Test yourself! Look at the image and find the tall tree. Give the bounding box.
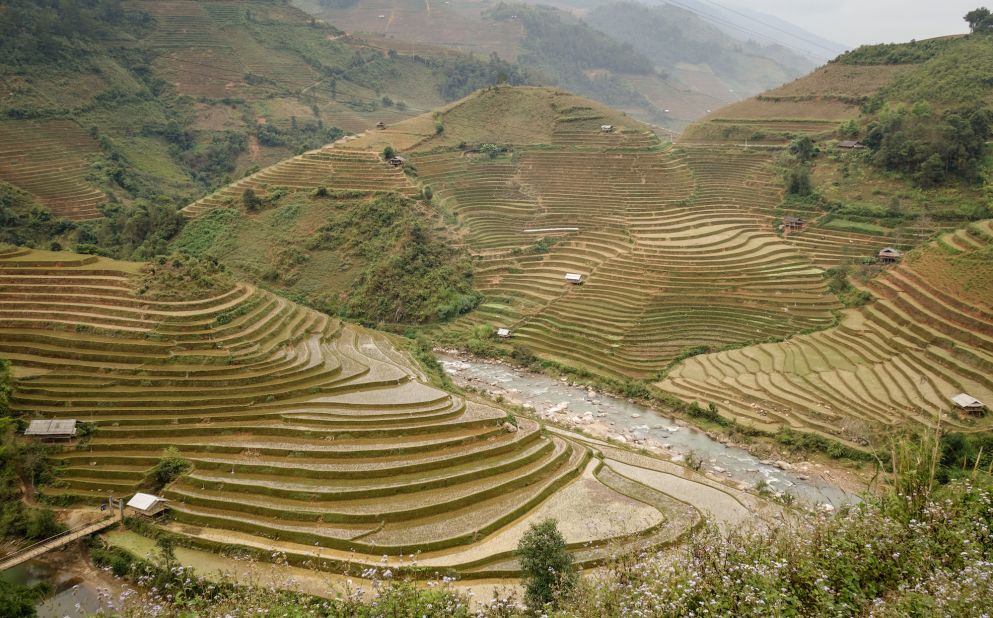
[965,7,993,32]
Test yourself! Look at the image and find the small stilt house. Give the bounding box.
[564,272,584,285]
[387,156,406,168]
[878,247,902,263]
[126,493,169,517]
[782,216,805,232]
[951,393,986,415]
[376,121,386,129]
[600,125,614,133]
[837,140,866,150]
[24,419,77,442]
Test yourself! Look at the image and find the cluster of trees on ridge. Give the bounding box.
[833,10,993,188]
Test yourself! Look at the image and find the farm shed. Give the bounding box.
[951,393,986,415]
[564,273,584,284]
[878,247,902,262]
[376,122,386,129]
[496,328,512,338]
[600,125,614,133]
[24,419,77,441]
[387,156,406,167]
[126,493,169,517]
[782,216,805,231]
[837,140,866,150]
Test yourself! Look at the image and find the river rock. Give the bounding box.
[774,460,793,471]
[613,435,627,443]
[503,422,518,433]
[631,413,641,419]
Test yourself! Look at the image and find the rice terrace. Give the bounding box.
[1,1,993,616]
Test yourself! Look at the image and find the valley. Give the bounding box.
[1,4,993,615]
[0,246,760,577]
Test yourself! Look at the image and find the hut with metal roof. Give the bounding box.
[126,493,169,517]
[951,393,986,415]
[24,419,77,441]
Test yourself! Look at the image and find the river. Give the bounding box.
[0,548,119,618]
[440,353,857,509]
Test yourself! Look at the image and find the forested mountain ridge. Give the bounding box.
[292,0,819,128]
[584,2,815,100]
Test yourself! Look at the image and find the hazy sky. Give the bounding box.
[727,0,979,47]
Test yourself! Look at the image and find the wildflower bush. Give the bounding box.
[560,481,992,617]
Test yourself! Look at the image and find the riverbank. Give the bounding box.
[439,351,865,508]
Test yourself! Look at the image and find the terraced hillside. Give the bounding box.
[0,120,107,220]
[0,246,717,574]
[0,0,526,221]
[661,221,993,444]
[678,63,910,145]
[181,87,847,378]
[343,89,838,378]
[181,137,417,218]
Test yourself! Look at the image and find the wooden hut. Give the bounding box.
[24,419,76,442]
[782,216,805,232]
[564,273,584,285]
[878,247,902,263]
[600,125,614,133]
[837,140,866,150]
[376,121,386,129]
[126,493,169,517]
[951,393,986,415]
[387,156,406,167]
[496,328,511,338]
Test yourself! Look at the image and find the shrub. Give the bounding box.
[242,188,262,212]
[382,145,396,160]
[517,518,577,611]
[147,447,190,490]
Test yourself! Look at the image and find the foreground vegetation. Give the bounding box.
[84,432,993,617]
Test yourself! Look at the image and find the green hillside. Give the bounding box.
[0,0,529,228]
[173,190,481,324]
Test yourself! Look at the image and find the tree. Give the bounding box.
[0,578,49,618]
[149,447,190,490]
[965,7,993,32]
[916,153,947,188]
[382,145,396,160]
[0,360,10,417]
[242,188,262,212]
[786,166,813,196]
[789,136,816,163]
[517,518,576,611]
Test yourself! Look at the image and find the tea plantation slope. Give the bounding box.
[0,248,699,573]
[661,220,993,445]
